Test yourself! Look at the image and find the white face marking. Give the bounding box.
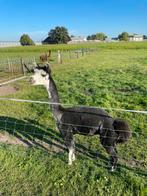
[32,69,49,88]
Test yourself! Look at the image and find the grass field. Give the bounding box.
[0,42,147,195]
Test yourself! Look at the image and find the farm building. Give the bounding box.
[0,41,42,47]
[68,36,87,44]
[129,34,143,41]
[0,41,21,48]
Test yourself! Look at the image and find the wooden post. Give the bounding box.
[76,51,79,58]
[57,50,62,64]
[7,58,11,72]
[20,58,25,75]
[11,61,14,76]
[82,49,84,56]
[69,50,72,59]
[33,56,36,64]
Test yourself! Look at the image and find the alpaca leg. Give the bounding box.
[59,127,76,165]
[105,146,118,171]
[63,131,75,165]
[68,140,75,165]
[71,141,76,162]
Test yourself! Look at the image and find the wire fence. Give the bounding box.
[0,52,146,171]
[0,98,146,171]
[0,48,97,84]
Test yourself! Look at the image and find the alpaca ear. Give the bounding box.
[36,64,40,68]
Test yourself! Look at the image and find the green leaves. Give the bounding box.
[43,26,71,44]
[20,34,35,46]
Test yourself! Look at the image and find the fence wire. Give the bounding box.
[0,99,146,171]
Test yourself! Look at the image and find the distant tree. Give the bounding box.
[91,34,97,40]
[143,35,147,39]
[43,26,71,44]
[96,33,107,41]
[118,32,129,41]
[20,34,35,46]
[87,35,91,40]
[87,33,107,41]
[87,34,96,40]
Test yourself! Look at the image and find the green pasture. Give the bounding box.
[0,42,147,195]
[0,41,147,60]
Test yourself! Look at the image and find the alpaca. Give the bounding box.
[31,63,131,171]
[40,50,51,63]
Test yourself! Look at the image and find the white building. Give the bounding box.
[0,41,21,48]
[129,34,143,41]
[68,36,87,44]
[0,41,42,48]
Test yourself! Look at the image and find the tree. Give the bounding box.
[91,34,97,40]
[87,35,91,40]
[118,32,129,41]
[96,33,107,41]
[143,35,147,39]
[20,34,35,46]
[87,33,107,41]
[43,26,71,44]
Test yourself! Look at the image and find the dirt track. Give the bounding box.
[0,86,17,96]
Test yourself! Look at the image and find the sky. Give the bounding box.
[0,0,147,41]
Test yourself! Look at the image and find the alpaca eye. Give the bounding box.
[41,72,47,77]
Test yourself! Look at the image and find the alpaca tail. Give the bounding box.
[113,119,131,143]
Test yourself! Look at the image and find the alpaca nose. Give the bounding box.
[30,77,35,84]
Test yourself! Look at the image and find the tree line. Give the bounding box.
[19,26,147,46]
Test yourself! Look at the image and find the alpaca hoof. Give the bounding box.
[68,162,72,166]
[110,166,116,172]
[72,155,76,162]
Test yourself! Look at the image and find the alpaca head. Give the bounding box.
[31,63,51,86]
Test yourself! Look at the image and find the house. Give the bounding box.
[68,36,87,44]
[129,34,143,41]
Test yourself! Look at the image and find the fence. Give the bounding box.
[0,48,146,172]
[0,95,146,171]
[0,57,35,84]
[0,48,97,84]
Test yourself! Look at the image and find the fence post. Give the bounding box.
[76,51,79,58]
[20,58,25,75]
[69,50,72,59]
[57,50,62,64]
[33,56,36,64]
[7,58,11,72]
[81,49,84,56]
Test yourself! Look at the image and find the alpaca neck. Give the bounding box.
[45,76,63,122]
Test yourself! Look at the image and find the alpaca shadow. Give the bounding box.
[0,116,108,164]
[0,116,66,152]
[0,116,146,177]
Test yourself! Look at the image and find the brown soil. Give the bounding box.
[0,86,17,96]
[0,132,65,152]
[0,132,28,147]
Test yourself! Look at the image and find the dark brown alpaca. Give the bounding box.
[31,63,131,172]
[40,50,51,62]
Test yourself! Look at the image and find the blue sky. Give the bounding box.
[0,0,146,41]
